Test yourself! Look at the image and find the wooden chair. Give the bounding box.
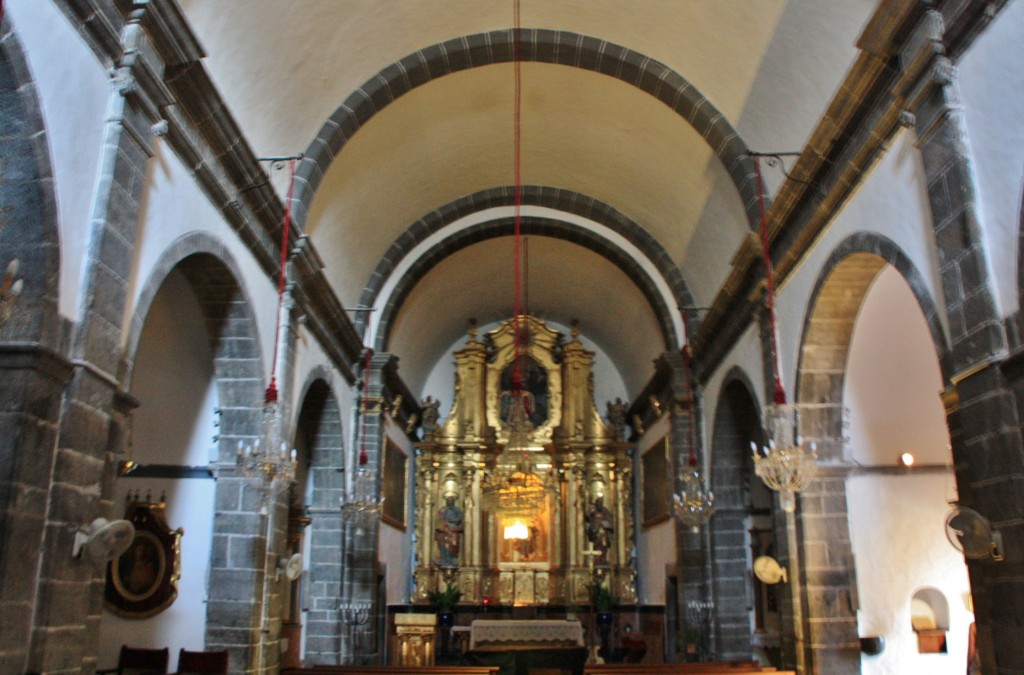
[97,646,169,675]
[172,648,229,674]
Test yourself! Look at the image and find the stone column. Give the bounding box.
[339,352,392,664]
[26,7,168,672]
[898,10,1023,672]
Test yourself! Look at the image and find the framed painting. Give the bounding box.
[382,437,407,529]
[105,499,183,618]
[642,435,671,527]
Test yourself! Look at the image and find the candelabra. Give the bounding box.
[685,599,715,662]
[340,601,372,664]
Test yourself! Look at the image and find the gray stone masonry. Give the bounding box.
[27,8,164,671]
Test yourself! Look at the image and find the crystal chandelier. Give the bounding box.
[748,153,817,512]
[236,380,297,484]
[236,159,298,488]
[341,348,383,533]
[673,346,714,532]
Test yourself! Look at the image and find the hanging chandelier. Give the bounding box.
[341,348,383,533]
[236,159,299,487]
[749,154,817,512]
[673,347,714,532]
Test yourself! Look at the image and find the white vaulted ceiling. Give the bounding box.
[177,0,877,398]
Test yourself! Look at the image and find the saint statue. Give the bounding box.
[421,396,441,437]
[586,496,614,565]
[435,495,464,567]
[606,398,628,440]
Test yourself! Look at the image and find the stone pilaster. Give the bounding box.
[27,5,168,671]
[339,352,392,664]
[899,9,1024,672]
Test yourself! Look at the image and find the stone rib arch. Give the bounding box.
[796,232,951,462]
[0,18,61,346]
[371,215,677,354]
[356,186,695,346]
[292,30,760,233]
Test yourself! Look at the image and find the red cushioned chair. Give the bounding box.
[97,645,169,675]
[173,648,229,674]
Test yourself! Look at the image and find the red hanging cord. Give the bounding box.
[511,0,524,392]
[358,346,373,466]
[682,327,699,468]
[266,159,297,403]
[753,157,787,405]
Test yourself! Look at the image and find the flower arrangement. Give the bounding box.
[427,583,462,612]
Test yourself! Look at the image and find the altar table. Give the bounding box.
[469,619,585,651]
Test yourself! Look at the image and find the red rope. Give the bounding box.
[266,160,297,403]
[511,0,523,390]
[358,347,373,466]
[754,157,787,405]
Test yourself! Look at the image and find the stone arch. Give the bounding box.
[358,186,695,347]
[796,232,950,461]
[292,30,760,234]
[0,18,66,670]
[709,369,771,663]
[293,371,346,665]
[0,18,60,346]
[123,236,268,666]
[373,216,678,353]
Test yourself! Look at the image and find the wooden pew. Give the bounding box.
[583,663,789,675]
[282,667,501,675]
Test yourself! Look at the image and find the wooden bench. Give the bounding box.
[282,667,501,675]
[584,663,788,675]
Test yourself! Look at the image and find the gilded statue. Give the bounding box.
[586,496,614,565]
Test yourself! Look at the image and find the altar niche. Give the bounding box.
[413,317,636,609]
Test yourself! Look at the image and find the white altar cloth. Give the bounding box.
[469,619,584,651]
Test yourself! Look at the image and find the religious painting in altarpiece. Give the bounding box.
[413,316,636,608]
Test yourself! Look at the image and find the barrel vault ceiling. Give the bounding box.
[177,0,877,398]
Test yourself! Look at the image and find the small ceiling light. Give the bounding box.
[900,452,915,467]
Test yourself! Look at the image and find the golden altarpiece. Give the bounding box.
[413,316,636,608]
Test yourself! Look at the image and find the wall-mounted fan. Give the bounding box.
[72,518,135,563]
[277,552,304,581]
[753,555,788,584]
[945,506,1003,562]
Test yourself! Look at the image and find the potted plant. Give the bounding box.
[590,582,617,628]
[427,583,462,628]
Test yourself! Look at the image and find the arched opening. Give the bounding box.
[710,375,778,666]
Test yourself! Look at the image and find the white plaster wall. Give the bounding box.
[957,0,1024,318]
[98,270,218,672]
[844,254,966,674]
[845,267,950,466]
[634,414,675,606]
[848,474,971,675]
[128,135,279,378]
[6,0,108,318]
[380,416,414,605]
[775,128,944,401]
